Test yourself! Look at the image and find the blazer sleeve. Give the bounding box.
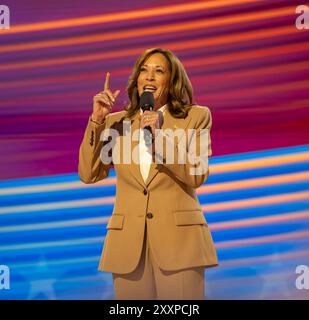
[153,107,212,189]
[78,115,112,184]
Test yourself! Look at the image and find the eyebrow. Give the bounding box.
[141,64,165,69]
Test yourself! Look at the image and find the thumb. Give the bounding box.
[113,90,120,99]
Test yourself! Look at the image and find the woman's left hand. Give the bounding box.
[140,110,160,139]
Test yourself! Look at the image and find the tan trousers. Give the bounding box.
[112,223,205,300]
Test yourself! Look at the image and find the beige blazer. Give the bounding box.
[78,105,218,274]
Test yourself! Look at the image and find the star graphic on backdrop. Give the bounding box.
[24,254,58,300]
[258,251,293,299]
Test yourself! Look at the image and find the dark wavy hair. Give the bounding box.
[125,48,194,119]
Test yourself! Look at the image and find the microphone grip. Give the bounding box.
[145,125,152,133]
[142,105,153,144]
[144,126,152,145]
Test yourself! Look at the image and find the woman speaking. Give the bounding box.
[78,48,218,300]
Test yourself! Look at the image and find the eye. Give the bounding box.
[140,67,147,72]
[156,69,164,73]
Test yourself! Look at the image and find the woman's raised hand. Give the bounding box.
[92,72,120,123]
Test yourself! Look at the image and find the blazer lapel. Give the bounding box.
[126,107,193,188]
[145,107,193,186]
[125,112,148,189]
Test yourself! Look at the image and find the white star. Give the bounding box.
[26,254,57,300]
[258,251,293,299]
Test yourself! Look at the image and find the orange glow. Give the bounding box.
[0,26,299,71]
[0,7,294,53]
[198,171,309,194]
[202,191,309,212]
[210,152,309,174]
[210,210,309,231]
[7,0,261,34]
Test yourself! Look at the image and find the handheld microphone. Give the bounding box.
[140,91,154,112]
[140,91,155,144]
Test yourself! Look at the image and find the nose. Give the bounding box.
[146,70,155,81]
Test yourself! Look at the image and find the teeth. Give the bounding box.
[144,86,156,91]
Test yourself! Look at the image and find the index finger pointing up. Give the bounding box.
[104,72,110,91]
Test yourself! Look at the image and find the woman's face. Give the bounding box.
[137,53,171,109]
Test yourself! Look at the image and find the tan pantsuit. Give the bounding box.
[113,223,205,300]
[78,105,218,300]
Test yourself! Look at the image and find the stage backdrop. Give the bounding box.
[0,0,308,299]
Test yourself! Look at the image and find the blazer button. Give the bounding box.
[143,189,148,195]
[146,212,153,219]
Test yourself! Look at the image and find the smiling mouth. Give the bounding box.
[143,85,157,92]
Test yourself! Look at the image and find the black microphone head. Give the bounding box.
[140,91,154,111]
